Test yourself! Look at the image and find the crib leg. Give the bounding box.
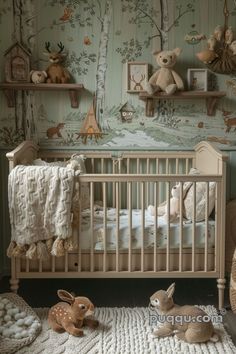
[217,278,226,310]
[10,278,19,293]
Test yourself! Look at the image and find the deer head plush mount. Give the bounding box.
[44,42,71,83]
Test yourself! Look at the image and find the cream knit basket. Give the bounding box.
[230,248,236,313]
[0,293,41,354]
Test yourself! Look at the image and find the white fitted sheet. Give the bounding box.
[79,208,215,251]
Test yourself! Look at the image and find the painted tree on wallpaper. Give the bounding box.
[117,0,194,62]
[49,0,112,129]
[11,0,38,142]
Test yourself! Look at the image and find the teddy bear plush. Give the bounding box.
[30,70,47,84]
[147,48,184,95]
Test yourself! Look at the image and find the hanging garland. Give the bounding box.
[196,0,236,74]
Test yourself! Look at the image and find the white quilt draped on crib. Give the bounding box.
[7,164,79,260]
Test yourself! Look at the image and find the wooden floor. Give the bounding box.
[0,277,236,344]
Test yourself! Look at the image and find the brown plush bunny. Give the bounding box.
[150,283,219,343]
[48,290,99,336]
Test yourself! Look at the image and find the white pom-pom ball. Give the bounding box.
[16,319,24,326]
[2,299,9,305]
[21,330,29,338]
[0,303,4,310]
[5,321,13,327]
[14,332,23,339]
[4,315,11,322]
[2,328,13,337]
[5,303,13,310]
[24,317,34,326]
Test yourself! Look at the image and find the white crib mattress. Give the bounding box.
[79,208,215,251]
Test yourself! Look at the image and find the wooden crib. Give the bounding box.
[6,140,228,309]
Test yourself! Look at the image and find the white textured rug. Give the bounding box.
[17,306,236,354]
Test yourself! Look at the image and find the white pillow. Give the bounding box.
[183,168,216,222]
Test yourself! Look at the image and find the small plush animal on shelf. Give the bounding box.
[30,70,47,84]
[147,48,184,95]
[48,290,99,336]
[150,283,219,343]
[44,41,71,83]
[148,183,180,222]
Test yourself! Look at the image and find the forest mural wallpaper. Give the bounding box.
[1,0,236,149]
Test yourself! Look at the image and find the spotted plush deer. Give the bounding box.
[44,42,71,83]
[130,74,145,91]
[48,290,99,336]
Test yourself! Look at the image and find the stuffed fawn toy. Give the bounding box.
[150,283,219,343]
[48,290,99,336]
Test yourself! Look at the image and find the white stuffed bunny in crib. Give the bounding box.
[148,183,180,222]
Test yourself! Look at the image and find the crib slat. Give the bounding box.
[112,159,116,208]
[166,158,169,174]
[137,159,140,208]
[116,182,120,272]
[64,252,68,272]
[51,256,55,272]
[154,182,158,272]
[186,158,189,174]
[205,182,209,272]
[215,182,219,272]
[103,182,107,272]
[26,258,29,273]
[192,182,196,272]
[90,182,94,272]
[179,182,183,272]
[38,259,42,273]
[176,158,179,174]
[141,181,145,272]
[77,185,82,273]
[166,182,170,272]
[101,158,104,173]
[128,182,132,272]
[146,159,150,207]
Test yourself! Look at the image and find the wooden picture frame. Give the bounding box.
[187,68,208,91]
[126,62,148,93]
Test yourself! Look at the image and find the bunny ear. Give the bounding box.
[152,49,161,56]
[57,289,75,304]
[173,48,182,57]
[166,283,175,298]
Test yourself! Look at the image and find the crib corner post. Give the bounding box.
[217,278,226,310]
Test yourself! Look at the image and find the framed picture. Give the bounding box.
[126,62,148,93]
[187,68,208,91]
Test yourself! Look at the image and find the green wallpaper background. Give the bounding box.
[1,0,236,149]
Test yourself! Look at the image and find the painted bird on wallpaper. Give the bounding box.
[84,36,91,45]
[60,6,73,22]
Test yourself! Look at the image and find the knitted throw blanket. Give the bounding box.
[7,165,79,260]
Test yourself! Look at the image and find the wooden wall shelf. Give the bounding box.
[0,83,84,108]
[139,91,226,117]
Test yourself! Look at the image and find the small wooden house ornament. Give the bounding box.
[76,104,103,144]
[4,42,31,83]
[119,102,135,122]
